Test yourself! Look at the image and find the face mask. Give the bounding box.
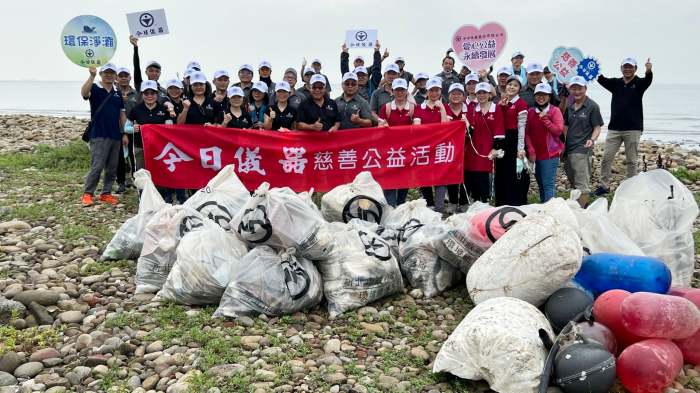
[443,69,453,75]
[418,88,427,94]
[516,157,524,174]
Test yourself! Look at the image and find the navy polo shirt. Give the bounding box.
[84,82,124,140]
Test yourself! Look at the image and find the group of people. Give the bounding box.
[80,36,653,212]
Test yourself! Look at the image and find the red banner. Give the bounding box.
[141,123,465,192]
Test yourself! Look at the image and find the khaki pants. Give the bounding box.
[134,147,146,173]
[564,153,592,195]
[599,130,642,189]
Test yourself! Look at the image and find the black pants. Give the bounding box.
[494,129,530,207]
[463,170,490,203]
[420,187,434,206]
[447,184,468,206]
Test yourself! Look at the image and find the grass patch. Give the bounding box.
[0,141,139,248]
[105,313,145,329]
[0,312,63,355]
[80,259,133,276]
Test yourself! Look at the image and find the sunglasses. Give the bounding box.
[239,71,253,75]
[311,85,325,90]
[142,90,158,96]
[343,82,358,87]
[259,67,271,72]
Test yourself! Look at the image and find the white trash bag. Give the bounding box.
[101,169,167,260]
[321,171,390,224]
[608,169,699,286]
[319,219,403,316]
[230,183,335,260]
[467,213,582,306]
[214,246,324,318]
[298,188,323,219]
[433,297,555,393]
[134,205,205,294]
[399,221,463,298]
[184,164,251,231]
[567,194,645,256]
[155,218,248,305]
[433,198,577,274]
[381,199,440,254]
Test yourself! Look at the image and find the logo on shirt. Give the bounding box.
[285,113,293,118]
[205,104,213,110]
[242,118,248,124]
[156,111,165,116]
[487,114,494,121]
[326,105,333,110]
[579,112,587,118]
[352,105,358,110]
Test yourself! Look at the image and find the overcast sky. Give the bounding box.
[1,0,695,84]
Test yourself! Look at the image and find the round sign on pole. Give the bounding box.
[60,15,117,68]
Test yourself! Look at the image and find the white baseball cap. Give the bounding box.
[303,67,316,75]
[187,61,201,70]
[227,87,245,98]
[275,81,291,92]
[464,73,480,83]
[448,83,465,93]
[259,61,272,69]
[239,64,254,72]
[214,70,230,79]
[569,76,587,87]
[116,67,131,75]
[527,62,544,73]
[311,58,322,65]
[354,66,368,75]
[146,60,161,69]
[310,74,326,86]
[385,63,400,73]
[475,82,491,93]
[141,80,158,92]
[184,68,195,78]
[392,78,408,90]
[190,71,207,84]
[166,78,184,89]
[252,81,268,92]
[621,57,637,66]
[511,51,524,59]
[506,75,523,85]
[535,83,553,95]
[426,77,442,90]
[353,55,365,63]
[414,72,429,81]
[497,66,512,76]
[342,72,358,82]
[395,56,405,63]
[100,63,117,72]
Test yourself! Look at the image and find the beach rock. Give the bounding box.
[0,299,26,325]
[28,348,61,362]
[0,221,31,231]
[58,311,84,324]
[27,302,54,326]
[0,372,17,387]
[13,362,43,378]
[0,352,21,374]
[13,290,60,306]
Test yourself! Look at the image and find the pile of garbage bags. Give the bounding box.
[105,167,699,393]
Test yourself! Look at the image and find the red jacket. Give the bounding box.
[525,105,564,161]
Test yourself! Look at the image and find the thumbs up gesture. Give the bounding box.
[223,112,232,125]
[313,118,323,131]
[350,110,361,124]
[645,58,652,72]
[133,121,140,133]
[214,90,225,103]
[269,110,276,120]
[246,104,253,114]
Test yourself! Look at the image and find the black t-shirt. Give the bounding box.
[182,96,217,125]
[264,104,297,130]
[207,92,229,119]
[127,102,171,148]
[217,107,253,129]
[296,96,339,131]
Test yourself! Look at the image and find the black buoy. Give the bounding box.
[554,334,616,393]
[545,288,594,332]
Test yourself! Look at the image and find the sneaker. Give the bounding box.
[81,193,94,206]
[115,183,126,194]
[445,204,458,215]
[125,178,134,189]
[98,194,119,204]
[458,204,469,213]
[592,186,610,197]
